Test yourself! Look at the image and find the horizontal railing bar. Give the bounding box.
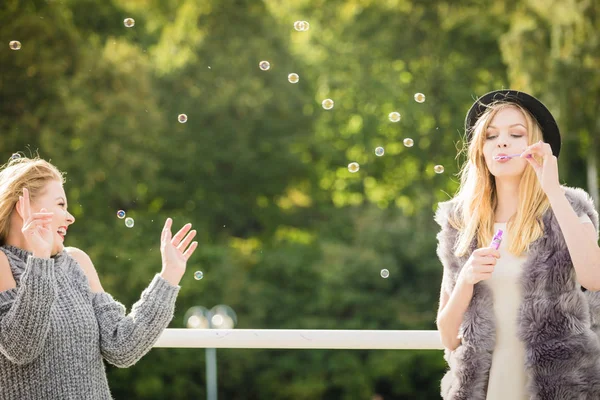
[153,329,444,350]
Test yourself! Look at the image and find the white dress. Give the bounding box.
[484,215,593,400]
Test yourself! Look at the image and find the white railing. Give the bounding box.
[154,329,443,350]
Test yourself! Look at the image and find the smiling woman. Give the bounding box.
[0,155,198,400]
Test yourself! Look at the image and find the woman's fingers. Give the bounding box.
[177,230,197,252]
[161,218,173,244]
[171,223,192,246]
[183,241,198,260]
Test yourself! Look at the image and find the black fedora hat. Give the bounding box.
[465,89,561,157]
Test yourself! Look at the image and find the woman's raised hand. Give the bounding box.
[19,188,55,259]
[458,247,501,286]
[159,218,198,286]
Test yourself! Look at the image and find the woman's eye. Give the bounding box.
[486,135,497,140]
[511,134,524,138]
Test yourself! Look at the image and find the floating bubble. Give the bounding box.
[293,21,310,31]
[375,147,385,157]
[117,210,126,219]
[125,217,135,228]
[124,18,135,28]
[403,138,414,147]
[434,165,445,174]
[380,269,390,278]
[178,114,188,123]
[194,271,204,280]
[414,93,426,103]
[322,98,334,110]
[288,73,299,84]
[348,162,360,173]
[9,41,21,50]
[388,112,401,122]
[259,61,270,71]
[10,153,21,160]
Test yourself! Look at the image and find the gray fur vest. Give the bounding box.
[435,186,600,399]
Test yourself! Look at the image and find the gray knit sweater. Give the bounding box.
[0,245,181,399]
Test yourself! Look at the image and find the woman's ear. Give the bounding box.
[14,196,24,220]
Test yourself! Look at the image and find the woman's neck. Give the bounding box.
[494,177,521,222]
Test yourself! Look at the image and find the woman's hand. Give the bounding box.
[458,247,500,286]
[520,140,561,196]
[19,188,55,259]
[160,218,198,286]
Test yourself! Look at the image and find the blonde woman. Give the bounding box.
[0,156,198,399]
[435,90,600,399]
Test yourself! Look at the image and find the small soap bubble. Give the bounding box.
[194,271,204,280]
[388,112,401,122]
[375,147,385,157]
[380,269,390,278]
[288,73,299,84]
[293,21,310,31]
[259,61,270,71]
[178,114,188,123]
[434,165,445,174]
[9,41,21,50]
[124,18,135,28]
[414,93,426,103]
[117,210,126,219]
[348,162,360,173]
[10,153,21,161]
[125,217,135,228]
[322,99,334,110]
[403,138,414,147]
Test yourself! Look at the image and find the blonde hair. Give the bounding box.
[450,102,550,257]
[0,154,65,245]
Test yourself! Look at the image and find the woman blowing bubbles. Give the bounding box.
[0,156,198,399]
[435,90,600,399]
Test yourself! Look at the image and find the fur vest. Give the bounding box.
[435,186,600,399]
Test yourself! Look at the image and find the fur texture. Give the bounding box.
[436,186,600,399]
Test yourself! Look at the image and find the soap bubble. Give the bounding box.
[259,61,270,71]
[380,269,390,278]
[294,21,310,31]
[178,114,188,123]
[414,93,426,103]
[375,147,385,157]
[9,41,21,50]
[288,73,299,84]
[117,210,126,219]
[322,99,334,110]
[124,18,135,28]
[348,162,360,173]
[10,153,21,160]
[403,138,414,147]
[125,217,135,228]
[194,271,204,280]
[434,165,445,174]
[388,112,401,122]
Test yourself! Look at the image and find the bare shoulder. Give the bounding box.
[64,247,104,293]
[0,250,17,292]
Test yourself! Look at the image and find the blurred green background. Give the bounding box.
[1,0,599,398]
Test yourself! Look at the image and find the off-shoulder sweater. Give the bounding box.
[0,245,180,399]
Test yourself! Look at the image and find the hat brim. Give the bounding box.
[465,90,561,157]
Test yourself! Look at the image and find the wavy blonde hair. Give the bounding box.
[0,155,65,245]
[450,102,550,257]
